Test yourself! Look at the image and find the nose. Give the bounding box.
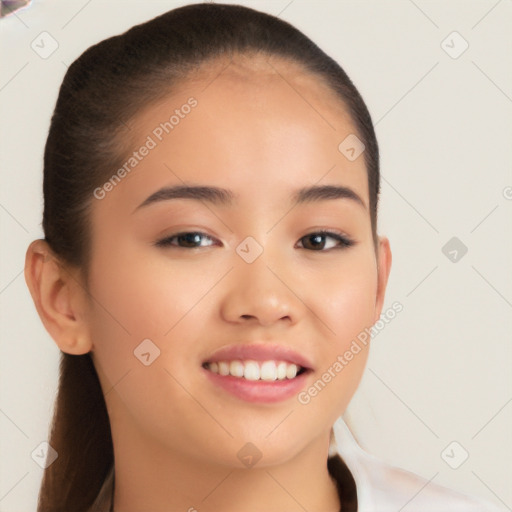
[219,245,303,327]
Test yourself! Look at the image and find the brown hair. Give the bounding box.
[38,3,379,510]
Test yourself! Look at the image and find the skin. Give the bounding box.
[25,54,391,512]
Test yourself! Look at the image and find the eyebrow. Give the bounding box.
[133,183,366,212]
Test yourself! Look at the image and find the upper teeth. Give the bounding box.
[206,360,301,381]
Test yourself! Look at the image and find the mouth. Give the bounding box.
[202,360,309,381]
[201,344,313,403]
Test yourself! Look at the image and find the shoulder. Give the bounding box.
[331,418,504,512]
[358,455,502,511]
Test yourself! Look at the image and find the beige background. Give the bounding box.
[1,0,511,510]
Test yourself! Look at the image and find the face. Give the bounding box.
[84,55,390,468]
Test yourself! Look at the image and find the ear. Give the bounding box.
[24,239,92,355]
[373,235,392,323]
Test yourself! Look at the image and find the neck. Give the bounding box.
[110,419,341,512]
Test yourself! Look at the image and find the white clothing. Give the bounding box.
[332,416,504,511]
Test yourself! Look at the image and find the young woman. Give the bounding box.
[24,3,502,511]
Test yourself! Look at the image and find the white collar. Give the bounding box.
[332,416,503,511]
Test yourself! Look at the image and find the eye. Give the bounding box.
[297,230,355,251]
[154,229,355,251]
[155,231,217,249]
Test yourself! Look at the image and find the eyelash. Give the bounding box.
[154,230,355,252]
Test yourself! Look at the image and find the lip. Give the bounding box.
[203,343,314,370]
[203,368,310,403]
[201,343,314,404]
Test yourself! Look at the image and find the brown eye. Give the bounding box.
[154,230,354,252]
[298,231,354,251]
[155,232,216,249]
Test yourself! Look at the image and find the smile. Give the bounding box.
[203,359,307,381]
[201,343,313,403]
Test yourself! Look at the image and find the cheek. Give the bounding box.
[300,250,377,415]
[323,273,377,350]
[312,246,378,345]
[84,236,225,398]
[85,250,217,452]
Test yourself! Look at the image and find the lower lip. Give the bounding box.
[203,368,310,403]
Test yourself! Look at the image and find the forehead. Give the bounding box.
[173,52,356,134]
[106,53,368,213]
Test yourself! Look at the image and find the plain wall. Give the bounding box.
[1,0,511,510]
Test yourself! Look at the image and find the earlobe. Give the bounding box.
[374,236,392,323]
[24,239,92,355]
